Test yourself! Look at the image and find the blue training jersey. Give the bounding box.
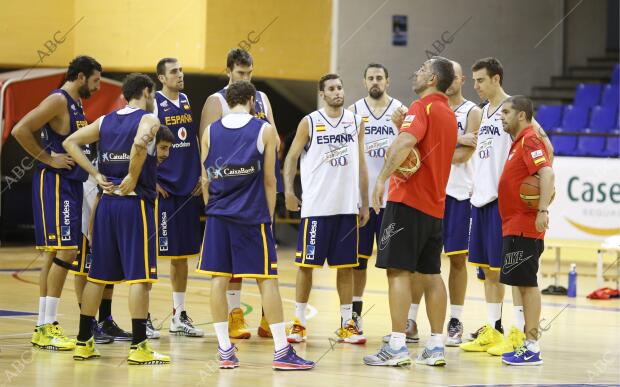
[39,89,89,181]
[98,107,157,202]
[204,114,270,224]
[154,91,201,196]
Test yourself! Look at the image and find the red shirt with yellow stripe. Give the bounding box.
[498,125,552,239]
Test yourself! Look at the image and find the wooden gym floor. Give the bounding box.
[0,233,619,387]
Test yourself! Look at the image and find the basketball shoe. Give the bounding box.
[258,315,273,338]
[416,346,447,366]
[31,326,44,348]
[287,318,307,343]
[100,316,131,341]
[459,324,503,352]
[382,319,419,344]
[228,308,251,339]
[487,326,525,356]
[273,344,315,370]
[93,318,114,344]
[446,318,464,346]
[169,311,204,337]
[502,345,543,366]
[39,322,76,351]
[127,340,170,365]
[364,344,411,366]
[73,337,100,360]
[218,345,239,369]
[337,319,366,344]
[146,313,160,339]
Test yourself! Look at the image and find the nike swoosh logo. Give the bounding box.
[523,355,535,360]
[502,255,534,274]
[378,225,404,251]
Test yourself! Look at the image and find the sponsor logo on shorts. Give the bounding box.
[61,200,71,241]
[502,250,533,274]
[305,220,318,260]
[379,222,404,250]
[159,237,169,252]
[159,211,168,252]
[85,254,92,270]
[305,245,315,260]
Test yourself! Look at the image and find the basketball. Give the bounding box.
[392,147,421,181]
[520,174,555,209]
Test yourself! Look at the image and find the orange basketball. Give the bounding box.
[392,147,421,181]
[520,174,555,209]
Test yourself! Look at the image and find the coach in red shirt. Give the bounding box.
[497,95,554,366]
[363,56,457,367]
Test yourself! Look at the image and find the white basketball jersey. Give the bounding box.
[446,100,477,201]
[470,101,512,208]
[300,108,361,218]
[353,97,403,207]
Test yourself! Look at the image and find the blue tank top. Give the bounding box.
[217,87,283,193]
[98,107,157,202]
[204,115,270,224]
[154,92,201,196]
[39,89,89,181]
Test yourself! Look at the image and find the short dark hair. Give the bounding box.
[364,63,388,79]
[226,80,256,108]
[156,57,178,76]
[430,56,455,93]
[156,125,175,144]
[505,95,534,121]
[66,55,102,81]
[226,48,253,70]
[121,73,155,102]
[319,73,342,91]
[472,57,504,85]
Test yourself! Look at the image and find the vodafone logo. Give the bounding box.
[178,127,187,141]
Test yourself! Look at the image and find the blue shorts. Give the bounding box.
[196,217,277,278]
[88,195,158,284]
[443,196,472,256]
[295,214,359,269]
[32,167,83,251]
[157,194,202,259]
[69,234,91,276]
[468,200,503,270]
[358,209,384,259]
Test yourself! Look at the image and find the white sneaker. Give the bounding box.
[169,311,204,337]
[146,313,160,339]
[416,346,446,366]
[382,319,419,344]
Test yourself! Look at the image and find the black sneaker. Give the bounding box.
[93,318,114,344]
[100,316,132,341]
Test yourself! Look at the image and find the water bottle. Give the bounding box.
[567,263,577,298]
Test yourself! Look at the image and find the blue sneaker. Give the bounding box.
[92,318,114,344]
[218,345,239,369]
[272,344,315,370]
[502,346,543,366]
[416,346,446,366]
[364,344,412,366]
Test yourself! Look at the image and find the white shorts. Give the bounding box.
[81,176,98,238]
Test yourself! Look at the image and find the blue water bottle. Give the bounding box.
[567,263,577,298]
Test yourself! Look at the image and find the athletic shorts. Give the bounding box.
[88,195,158,284]
[157,194,202,259]
[32,167,83,251]
[358,208,384,260]
[81,176,99,237]
[295,214,359,269]
[196,216,277,278]
[500,236,544,287]
[69,234,91,276]
[443,195,471,256]
[468,200,503,270]
[375,201,443,274]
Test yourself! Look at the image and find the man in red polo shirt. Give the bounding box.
[363,56,457,367]
[498,95,554,366]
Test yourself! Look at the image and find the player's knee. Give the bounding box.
[55,249,77,262]
[449,255,467,270]
[170,258,188,267]
[483,268,500,281]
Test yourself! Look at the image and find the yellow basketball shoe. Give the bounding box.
[337,319,367,344]
[459,324,503,352]
[487,326,526,356]
[39,322,76,351]
[31,326,44,348]
[228,308,251,339]
[286,319,307,343]
[73,337,100,361]
[127,340,171,365]
[258,315,273,338]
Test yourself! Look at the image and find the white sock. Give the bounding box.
[270,322,288,352]
[450,304,464,321]
[525,339,540,353]
[226,291,241,313]
[44,296,59,325]
[408,304,419,322]
[487,303,502,329]
[295,302,307,326]
[213,321,232,350]
[340,304,353,326]
[352,296,363,302]
[513,305,525,332]
[37,297,46,326]
[389,331,406,351]
[427,333,445,349]
[172,292,185,316]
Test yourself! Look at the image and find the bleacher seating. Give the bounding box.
[573,83,603,108]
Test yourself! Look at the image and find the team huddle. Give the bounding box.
[12,49,555,370]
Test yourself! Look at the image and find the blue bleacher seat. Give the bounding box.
[589,105,617,133]
[601,84,619,110]
[573,83,602,108]
[550,134,578,156]
[574,134,606,156]
[602,135,619,157]
[611,64,620,85]
[562,105,590,131]
[535,104,563,130]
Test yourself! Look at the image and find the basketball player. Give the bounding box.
[63,73,169,364]
[364,56,456,367]
[197,80,314,370]
[460,57,553,356]
[498,96,554,366]
[348,63,403,333]
[152,57,203,337]
[12,56,101,351]
[199,48,281,339]
[284,74,369,345]
[398,60,482,347]
[156,125,175,165]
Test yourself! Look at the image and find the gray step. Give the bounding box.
[586,57,619,68]
[530,96,572,109]
[551,76,608,88]
[570,66,615,78]
[531,86,575,99]
[604,50,620,60]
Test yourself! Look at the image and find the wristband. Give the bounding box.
[538,210,549,214]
